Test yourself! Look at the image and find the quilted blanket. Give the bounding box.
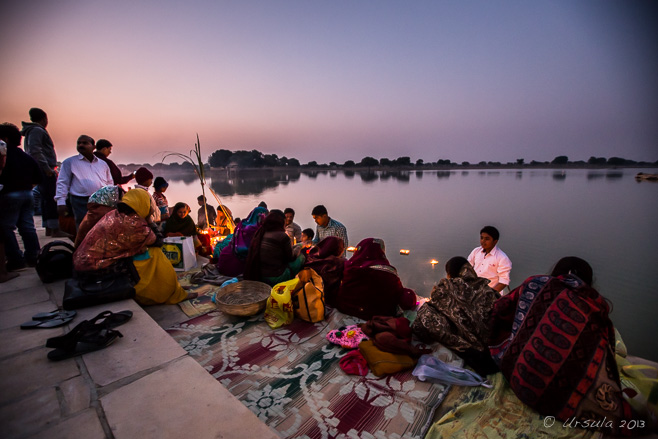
[166,307,460,439]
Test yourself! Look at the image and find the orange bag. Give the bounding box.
[292,268,325,323]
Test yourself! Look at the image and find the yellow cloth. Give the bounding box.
[122,188,151,218]
[133,247,188,305]
[427,373,601,439]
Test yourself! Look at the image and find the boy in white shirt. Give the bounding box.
[467,225,512,294]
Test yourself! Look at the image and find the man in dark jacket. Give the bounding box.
[21,108,63,236]
[0,123,42,270]
[94,139,135,185]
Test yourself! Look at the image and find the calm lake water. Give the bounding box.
[159,167,658,361]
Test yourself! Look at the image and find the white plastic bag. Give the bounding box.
[162,236,197,271]
[412,354,492,387]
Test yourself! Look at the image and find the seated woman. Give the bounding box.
[74,185,123,248]
[73,188,195,305]
[215,206,267,276]
[244,210,305,286]
[335,238,416,320]
[488,256,651,436]
[163,202,197,237]
[303,236,345,306]
[411,256,500,375]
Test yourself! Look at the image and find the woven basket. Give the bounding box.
[214,280,272,316]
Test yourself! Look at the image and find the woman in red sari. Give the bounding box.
[336,238,416,320]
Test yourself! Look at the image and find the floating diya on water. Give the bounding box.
[399,249,410,255]
[430,259,439,265]
[347,246,357,252]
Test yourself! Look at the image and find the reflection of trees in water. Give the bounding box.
[437,171,451,179]
[344,170,355,179]
[605,172,623,179]
[416,171,423,179]
[587,172,605,180]
[359,171,378,183]
[552,171,566,181]
[206,169,302,196]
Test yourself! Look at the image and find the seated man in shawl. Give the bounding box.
[335,238,416,320]
[73,188,196,305]
[466,225,512,293]
[411,256,500,375]
[311,205,348,254]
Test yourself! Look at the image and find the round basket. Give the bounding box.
[214,280,272,317]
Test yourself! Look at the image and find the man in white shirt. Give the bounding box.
[55,135,113,227]
[467,225,512,294]
[284,207,302,245]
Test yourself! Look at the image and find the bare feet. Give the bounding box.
[0,272,19,283]
[185,292,198,300]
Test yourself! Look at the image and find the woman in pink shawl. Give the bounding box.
[335,238,416,320]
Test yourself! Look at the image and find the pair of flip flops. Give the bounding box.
[45,310,133,361]
[20,310,77,329]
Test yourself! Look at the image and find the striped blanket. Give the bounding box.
[166,307,459,438]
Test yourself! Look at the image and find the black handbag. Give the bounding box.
[63,258,140,310]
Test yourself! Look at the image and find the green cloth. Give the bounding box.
[427,373,602,439]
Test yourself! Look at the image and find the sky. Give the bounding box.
[2,0,657,165]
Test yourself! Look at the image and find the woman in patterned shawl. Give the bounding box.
[488,257,651,436]
[163,202,197,237]
[335,238,416,320]
[411,256,500,375]
[74,185,123,248]
[74,188,193,305]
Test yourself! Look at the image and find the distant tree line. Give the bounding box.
[120,150,657,169]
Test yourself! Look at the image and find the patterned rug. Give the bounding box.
[166,308,461,439]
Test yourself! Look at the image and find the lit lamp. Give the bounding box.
[399,249,410,255]
[430,259,439,266]
[347,246,357,252]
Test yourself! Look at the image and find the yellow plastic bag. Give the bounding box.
[264,279,297,329]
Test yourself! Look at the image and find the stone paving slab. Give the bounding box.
[0,283,50,311]
[101,356,279,439]
[0,323,68,358]
[0,386,61,439]
[76,300,188,387]
[0,347,80,404]
[26,409,107,439]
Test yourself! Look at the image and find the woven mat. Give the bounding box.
[177,284,221,317]
[167,308,460,439]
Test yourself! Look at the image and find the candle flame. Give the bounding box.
[347,246,357,252]
[430,259,439,265]
[399,249,410,255]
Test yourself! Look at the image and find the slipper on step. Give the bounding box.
[32,310,77,321]
[45,311,132,350]
[47,327,123,361]
[21,316,75,329]
[87,310,133,329]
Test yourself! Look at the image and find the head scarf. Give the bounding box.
[88,185,121,207]
[345,238,390,271]
[163,202,196,236]
[121,188,151,219]
[215,205,268,276]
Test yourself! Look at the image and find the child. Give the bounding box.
[152,177,170,221]
[294,228,315,257]
[133,167,160,223]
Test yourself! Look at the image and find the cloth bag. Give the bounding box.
[358,340,417,377]
[162,236,197,271]
[63,258,139,310]
[292,268,325,323]
[412,354,492,387]
[264,278,296,329]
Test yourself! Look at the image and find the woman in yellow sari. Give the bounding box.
[74,188,194,305]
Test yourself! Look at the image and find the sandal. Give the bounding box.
[47,327,123,361]
[21,316,75,329]
[31,310,77,321]
[45,310,132,350]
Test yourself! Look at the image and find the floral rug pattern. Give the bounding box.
[167,308,460,439]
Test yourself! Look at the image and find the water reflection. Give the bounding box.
[552,171,566,180]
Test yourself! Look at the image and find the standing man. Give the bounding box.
[311,205,348,250]
[94,139,135,186]
[467,225,512,294]
[0,123,42,270]
[55,135,113,227]
[284,207,302,244]
[21,108,62,236]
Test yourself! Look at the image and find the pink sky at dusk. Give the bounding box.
[1,0,656,165]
